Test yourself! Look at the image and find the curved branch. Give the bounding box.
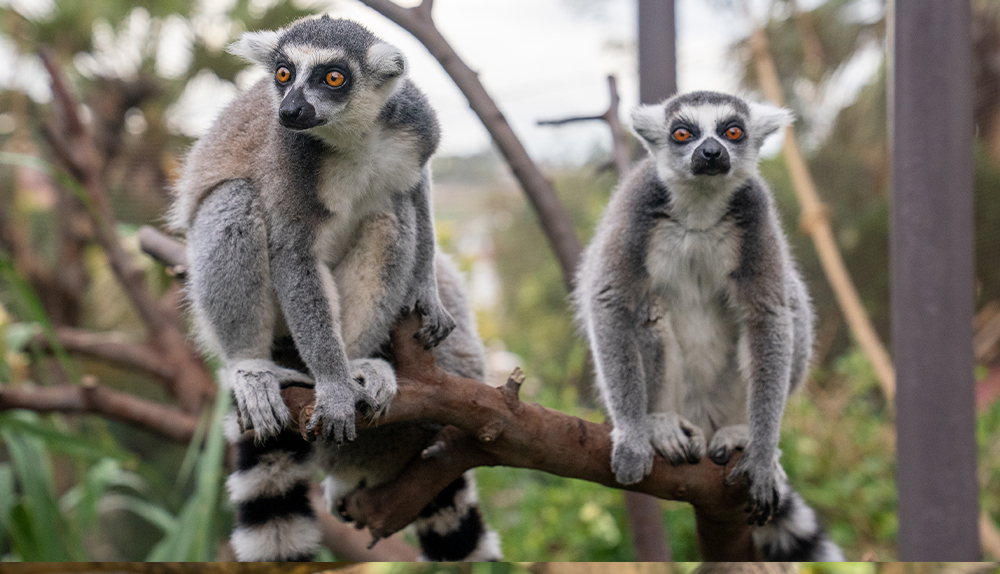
[281,314,757,561]
[0,379,199,443]
[357,0,583,287]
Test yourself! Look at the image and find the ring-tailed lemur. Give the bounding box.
[574,91,843,561]
[169,16,500,562]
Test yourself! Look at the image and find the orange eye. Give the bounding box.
[672,128,693,142]
[725,126,743,140]
[276,66,291,83]
[325,70,346,88]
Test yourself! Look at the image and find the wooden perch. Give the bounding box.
[277,312,758,560]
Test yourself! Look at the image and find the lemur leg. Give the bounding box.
[643,307,705,465]
[188,179,296,439]
[408,172,456,348]
[585,288,655,485]
[225,416,321,562]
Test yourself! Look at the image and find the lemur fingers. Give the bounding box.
[708,423,750,465]
[726,450,787,526]
[610,430,655,485]
[227,360,295,441]
[647,411,706,465]
[413,299,457,349]
[350,358,397,419]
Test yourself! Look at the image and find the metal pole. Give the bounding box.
[638,0,676,103]
[890,0,980,560]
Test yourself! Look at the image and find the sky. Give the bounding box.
[0,0,882,163]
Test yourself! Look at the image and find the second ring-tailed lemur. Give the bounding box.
[169,16,500,561]
[575,91,843,560]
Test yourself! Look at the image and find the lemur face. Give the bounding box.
[230,16,406,134]
[631,91,792,188]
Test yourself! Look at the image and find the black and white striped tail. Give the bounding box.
[754,485,844,561]
[226,416,320,562]
[413,472,502,561]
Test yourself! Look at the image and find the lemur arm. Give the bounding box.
[408,170,455,348]
[268,228,368,443]
[728,182,794,524]
[583,232,656,485]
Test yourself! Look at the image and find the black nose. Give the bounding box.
[691,137,731,176]
[701,144,723,159]
[279,106,302,121]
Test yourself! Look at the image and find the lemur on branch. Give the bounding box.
[575,91,844,561]
[170,16,500,562]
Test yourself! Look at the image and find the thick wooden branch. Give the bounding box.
[280,314,756,561]
[38,50,214,413]
[357,0,583,288]
[0,378,199,442]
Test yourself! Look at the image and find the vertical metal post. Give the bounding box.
[638,0,676,104]
[890,0,980,560]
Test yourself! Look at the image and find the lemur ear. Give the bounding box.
[631,104,667,147]
[228,29,282,66]
[748,102,794,140]
[368,42,406,83]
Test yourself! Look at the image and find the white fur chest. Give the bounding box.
[313,128,423,266]
[646,215,743,417]
[646,217,740,304]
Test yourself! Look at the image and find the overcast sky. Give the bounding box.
[1,0,881,163]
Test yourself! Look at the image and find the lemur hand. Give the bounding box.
[727,448,786,526]
[308,376,375,444]
[228,360,310,441]
[610,428,655,485]
[413,297,456,349]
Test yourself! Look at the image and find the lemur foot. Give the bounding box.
[413,298,456,349]
[610,427,655,485]
[708,424,749,465]
[726,448,787,526]
[647,412,706,465]
[351,358,397,419]
[228,359,310,441]
[308,376,373,444]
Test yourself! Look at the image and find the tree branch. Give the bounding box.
[31,327,175,381]
[358,0,584,288]
[282,314,757,561]
[0,378,199,443]
[38,49,214,413]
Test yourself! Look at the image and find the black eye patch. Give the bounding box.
[717,117,746,142]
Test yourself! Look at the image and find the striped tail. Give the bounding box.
[226,415,321,562]
[413,472,502,561]
[753,485,844,561]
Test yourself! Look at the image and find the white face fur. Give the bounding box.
[229,23,406,145]
[631,94,793,194]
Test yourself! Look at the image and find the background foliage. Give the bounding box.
[1,0,999,563]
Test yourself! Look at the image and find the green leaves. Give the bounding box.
[146,387,230,561]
